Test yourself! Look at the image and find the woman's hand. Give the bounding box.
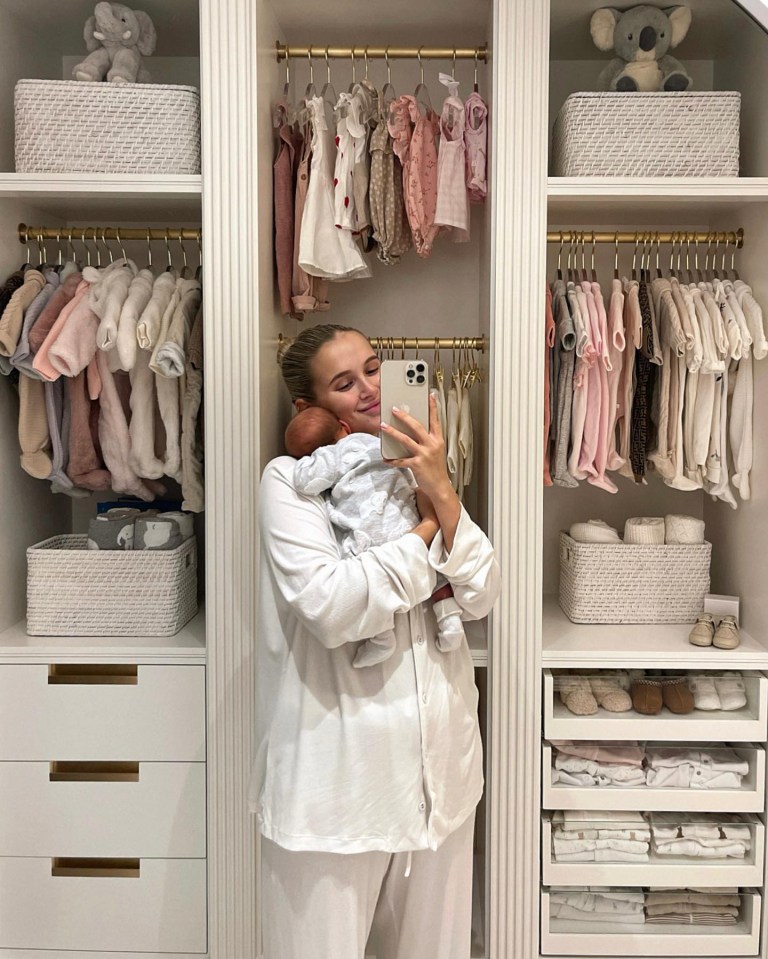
[382,394,462,551]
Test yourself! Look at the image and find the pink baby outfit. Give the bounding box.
[273,103,303,316]
[292,117,330,316]
[604,278,626,472]
[583,279,618,493]
[434,74,469,242]
[388,95,440,258]
[464,92,487,203]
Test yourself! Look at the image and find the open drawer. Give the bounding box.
[543,741,766,812]
[541,812,765,887]
[541,886,761,956]
[543,670,768,742]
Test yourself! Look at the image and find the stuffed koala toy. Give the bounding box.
[591,5,693,92]
[73,2,157,84]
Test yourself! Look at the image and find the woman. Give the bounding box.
[248,324,500,959]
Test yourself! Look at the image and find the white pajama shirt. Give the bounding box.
[248,456,500,854]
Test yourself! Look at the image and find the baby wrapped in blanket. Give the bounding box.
[287,407,466,668]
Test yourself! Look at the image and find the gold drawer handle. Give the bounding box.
[48,664,138,685]
[49,761,140,782]
[52,857,140,878]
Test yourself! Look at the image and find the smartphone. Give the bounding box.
[380,359,430,460]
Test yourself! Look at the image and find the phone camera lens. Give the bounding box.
[416,375,425,383]
[406,369,414,378]
[416,363,425,373]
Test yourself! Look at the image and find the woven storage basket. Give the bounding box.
[552,91,740,177]
[26,534,197,637]
[559,532,711,624]
[15,79,200,174]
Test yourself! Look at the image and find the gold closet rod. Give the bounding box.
[548,229,744,247]
[371,336,486,352]
[276,42,488,62]
[18,223,202,243]
[278,333,486,354]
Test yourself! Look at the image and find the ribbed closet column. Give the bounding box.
[200,0,260,956]
[488,1,549,958]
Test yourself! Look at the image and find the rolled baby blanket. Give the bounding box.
[134,512,193,550]
[624,517,665,545]
[159,510,195,541]
[665,514,706,545]
[568,520,621,543]
[87,515,135,550]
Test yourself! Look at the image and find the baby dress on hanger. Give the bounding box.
[464,91,487,202]
[299,96,371,282]
[369,100,412,265]
[434,74,469,242]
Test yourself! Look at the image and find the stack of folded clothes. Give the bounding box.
[649,813,752,859]
[550,741,646,787]
[645,746,749,789]
[644,888,741,925]
[552,810,650,862]
[549,887,645,924]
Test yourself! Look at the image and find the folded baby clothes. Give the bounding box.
[645,747,748,790]
[568,519,621,543]
[649,813,751,859]
[550,741,645,767]
[624,516,665,544]
[550,890,645,923]
[553,811,651,861]
[552,756,646,788]
[665,513,706,545]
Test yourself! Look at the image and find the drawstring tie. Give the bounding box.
[404,850,412,878]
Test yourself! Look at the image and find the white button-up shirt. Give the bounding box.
[248,457,500,854]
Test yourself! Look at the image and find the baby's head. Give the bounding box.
[285,407,350,458]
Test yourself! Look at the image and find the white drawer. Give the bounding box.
[543,669,768,742]
[543,741,766,812]
[0,761,205,857]
[0,664,205,760]
[541,812,765,887]
[541,886,761,956]
[0,856,206,952]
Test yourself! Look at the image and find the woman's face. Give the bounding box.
[298,331,381,435]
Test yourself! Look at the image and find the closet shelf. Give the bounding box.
[0,173,202,220]
[542,742,766,813]
[0,609,206,665]
[547,176,768,218]
[543,670,768,743]
[540,888,762,958]
[542,814,766,887]
[542,596,768,670]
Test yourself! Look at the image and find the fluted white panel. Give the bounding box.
[200,1,260,956]
[488,2,549,958]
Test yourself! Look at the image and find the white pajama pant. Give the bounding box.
[260,812,475,959]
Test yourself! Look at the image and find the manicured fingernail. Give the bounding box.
[391,405,400,412]
[380,422,388,429]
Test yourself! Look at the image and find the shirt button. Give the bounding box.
[422,693,428,704]
[417,635,424,645]
[418,801,426,811]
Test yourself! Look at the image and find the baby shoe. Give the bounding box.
[688,613,716,647]
[630,678,663,715]
[713,615,740,650]
[661,677,695,714]
[558,675,598,715]
[589,674,632,712]
[688,674,721,711]
[714,672,747,711]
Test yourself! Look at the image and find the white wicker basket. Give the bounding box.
[26,534,198,637]
[552,91,740,177]
[15,79,200,174]
[559,532,711,624]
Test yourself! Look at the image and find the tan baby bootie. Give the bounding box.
[558,674,598,715]
[661,677,695,714]
[589,673,632,712]
[630,678,663,715]
[713,615,740,650]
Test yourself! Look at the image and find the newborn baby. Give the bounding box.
[286,406,466,668]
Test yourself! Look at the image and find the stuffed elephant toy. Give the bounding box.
[73,2,157,84]
[591,5,693,92]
